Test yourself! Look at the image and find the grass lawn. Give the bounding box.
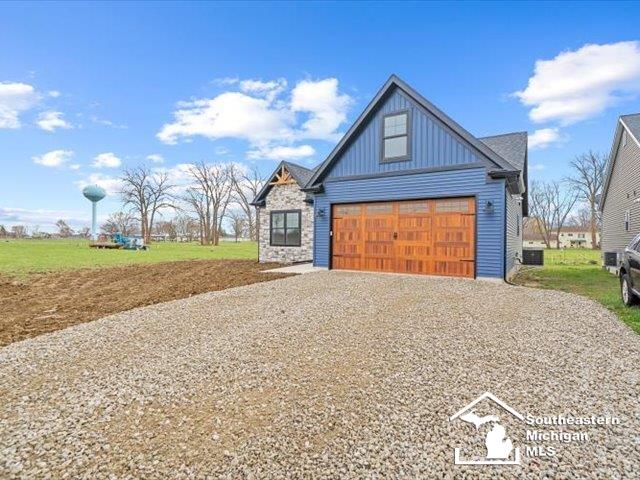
[0,239,257,277]
[514,248,640,334]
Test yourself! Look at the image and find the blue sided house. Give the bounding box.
[252,75,528,280]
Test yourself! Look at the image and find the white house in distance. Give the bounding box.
[523,227,600,249]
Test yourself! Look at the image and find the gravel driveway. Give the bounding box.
[1,271,639,479]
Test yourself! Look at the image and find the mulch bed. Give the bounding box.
[0,260,289,347]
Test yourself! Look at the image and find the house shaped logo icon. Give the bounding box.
[449,392,524,465]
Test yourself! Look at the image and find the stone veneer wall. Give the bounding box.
[258,183,314,263]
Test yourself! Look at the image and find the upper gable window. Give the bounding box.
[381,111,410,162]
[622,130,627,148]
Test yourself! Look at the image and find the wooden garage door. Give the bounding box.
[331,197,475,278]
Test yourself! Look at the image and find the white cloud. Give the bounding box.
[92,152,122,168]
[0,206,96,231]
[146,154,164,163]
[32,149,74,167]
[215,146,230,155]
[75,173,122,195]
[90,115,127,129]
[515,41,640,125]
[69,163,81,170]
[211,77,239,86]
[157,76,353,156]
[247,144,315,160]
[528,128,567,150]
[37,110,72,132]
[48,90,61,98]
[531,163,546,171]
[239,78,287,101]
[291,78,352,141]
[0,82,41,128]
[158,91,295,146]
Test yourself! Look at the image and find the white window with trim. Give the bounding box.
[381,111,410,162]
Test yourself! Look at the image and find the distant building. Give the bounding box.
[523,227,599,249]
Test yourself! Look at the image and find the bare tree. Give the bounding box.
[0,224,8,238]
[528,181,554,248]
[120,167,175,244]
[230,165,264,241]
[55,219,74,237]
[153,220,177,240]
[173,214,199,242]
[529,180,580,248]
[11,225,27,238]
[101,211,138,236]
[566,151,606,249]
[182,162,233,245]
[227,210,248,242]
[77,226,91,238]
[567,206,591,228]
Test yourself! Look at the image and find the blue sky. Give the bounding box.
[1,1,640,231]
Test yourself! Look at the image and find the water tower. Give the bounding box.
[82,185,106,241]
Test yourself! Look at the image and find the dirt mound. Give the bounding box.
[0,260,289,347]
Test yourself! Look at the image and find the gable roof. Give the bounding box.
[479,132,528,172]
[480,131,529,215]
[600,113,640,211]
[304,74,522,190]
[621,113,640,142]
[284,161,317,186]
[251,161,316,206]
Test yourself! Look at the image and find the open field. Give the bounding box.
[0,239,283,346]
[514,249,640,334]
[0,259,288,347]
[0,239,257,276]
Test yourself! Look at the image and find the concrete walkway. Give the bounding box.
[262,262,327,274]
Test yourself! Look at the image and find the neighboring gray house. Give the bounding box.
[600,113,640,272]
[252,161,315,263]
[252,75,527,281]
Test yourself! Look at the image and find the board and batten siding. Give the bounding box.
[313,167,506,279]
[601,131,640,256]
[505,190,523,279]
[326,89,482,179]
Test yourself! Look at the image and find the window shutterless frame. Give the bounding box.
[625,209,630,232]
[380,109,411,163]
[269,209,302,247]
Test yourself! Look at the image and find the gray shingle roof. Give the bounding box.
[621,113,640,142]
[479,132,527,172]
[282,161,316,187]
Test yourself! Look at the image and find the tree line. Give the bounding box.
[527,150,606,249]
[0,151,607,249]
[103,162,265,244]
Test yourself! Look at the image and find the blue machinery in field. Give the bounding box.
[111,232,148,250]
[82,185,106,241]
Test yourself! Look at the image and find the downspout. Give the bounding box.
[503,187,507,281]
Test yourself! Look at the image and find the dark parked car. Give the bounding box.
[620,234,640,306]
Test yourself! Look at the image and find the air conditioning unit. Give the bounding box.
[603,252,618,267]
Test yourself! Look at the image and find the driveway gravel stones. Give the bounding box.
[1,271,639,478]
